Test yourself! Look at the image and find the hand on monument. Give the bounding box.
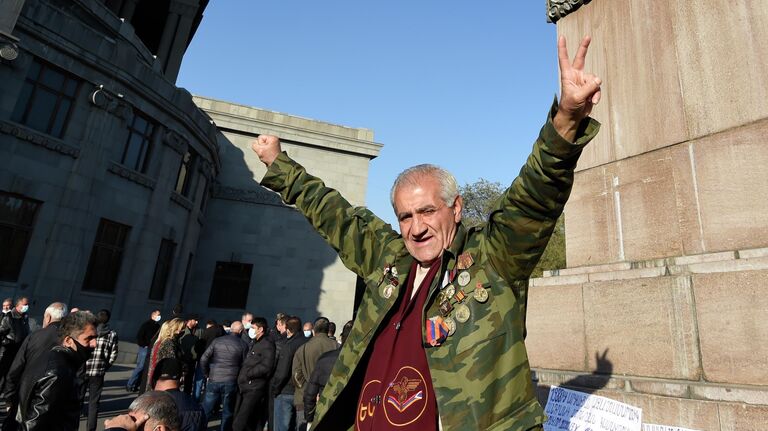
[251,134,282,167]
[553,35,602,142]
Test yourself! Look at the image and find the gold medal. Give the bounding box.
[443,284,456,299]
[457,271,471,287]
[473,286,489,303]
[444,317,457,336]
[454,303,471,323]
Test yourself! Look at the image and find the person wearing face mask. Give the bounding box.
[291,317,337,431]
[127,309,162,392]
[15,311,98,431]
[104,390,181,431]
[302,321,313,339]
[1,302,67,431]
[84,309,120,431]
[146,318,186,393]
[1,298,12,314]
[0,297,31,389]
[233,317,275,431]
[240,312,254,344]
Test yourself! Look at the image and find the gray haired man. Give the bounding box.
[1,302,68,431]
[104,390,181,431]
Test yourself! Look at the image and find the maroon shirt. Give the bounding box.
[356,261,441,431]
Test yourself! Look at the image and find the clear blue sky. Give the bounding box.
[177,2,560,228]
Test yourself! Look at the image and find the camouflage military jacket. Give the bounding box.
[261,105,599,431]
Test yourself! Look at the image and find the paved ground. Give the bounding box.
[1,363,222,431]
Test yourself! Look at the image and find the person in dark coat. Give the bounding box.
[200,321,249,431]
[152,358,206,431]
[1,302,68,431]
[126,309,161,392]
[303,320,352,426]
[16,311,97,431]
[0,297,31,381]
[233,317,275,431]
[178,314,200,395]
[271,316,307,431]
[194,319,224,400]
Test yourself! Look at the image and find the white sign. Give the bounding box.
[544,386,642,431]
[643,424,701,431]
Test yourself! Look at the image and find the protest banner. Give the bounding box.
[544,386,642,431]
[642,424,701,431]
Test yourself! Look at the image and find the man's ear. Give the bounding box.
[453,195,463,223]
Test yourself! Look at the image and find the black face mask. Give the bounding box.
[70,338,94,363]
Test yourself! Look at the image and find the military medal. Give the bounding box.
[426,317,450,346]
[457,252,474,270]
[454,289,467,303]
[443,284,456,299]
[439,300,453,316]
[444,316,457,336]
[473,283,489,303]
[380,283,396,299]
[454,303,471,323]
[457,271,471,287]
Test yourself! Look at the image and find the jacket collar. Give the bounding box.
[444,222,469,270]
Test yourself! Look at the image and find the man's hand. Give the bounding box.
[251,135,282,167]
[554,35,602,142]
[104,413,147,431]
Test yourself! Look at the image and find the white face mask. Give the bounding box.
[20,305,29,314]
[153,315,161,322]
[303,330,312,338]
[2,309,9,314]
[243,322,252,330]
[248,328,257,339]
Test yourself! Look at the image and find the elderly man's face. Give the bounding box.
[2,301,11,313]
[395,175,462,267]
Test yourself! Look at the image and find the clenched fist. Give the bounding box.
[251,134,282,167]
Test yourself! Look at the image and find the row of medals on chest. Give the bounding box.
[380,253,489,337]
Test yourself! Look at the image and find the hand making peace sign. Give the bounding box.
[553,35,602,142]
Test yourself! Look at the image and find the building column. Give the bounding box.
[163,0,200,82]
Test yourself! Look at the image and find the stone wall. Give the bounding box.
[528,1,768,429]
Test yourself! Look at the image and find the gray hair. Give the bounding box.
[58,311,98,343]
[44,302,68,322]
[390,164,459,212]
[129,391,180,430]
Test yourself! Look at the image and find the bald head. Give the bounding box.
[230,321,244,334]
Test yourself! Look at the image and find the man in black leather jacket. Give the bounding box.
[233,317,275,431]
[199,321,248,431]
[0,297,31,380]
[1,302,67,431]
[16,311,98,431]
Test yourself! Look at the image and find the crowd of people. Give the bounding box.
[0,297,352,431]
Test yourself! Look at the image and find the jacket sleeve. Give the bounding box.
[2,335,30,401]
[199,342,214,376]
[0,314,11,340]
[303,364,323,423]
[271,345,291,395]
[21,373,65,431]
[261,153,400,279]
[107,332,119,368]
[291,345,305,389]
[484,102,600,282]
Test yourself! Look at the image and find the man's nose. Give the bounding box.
[412,214,427,235]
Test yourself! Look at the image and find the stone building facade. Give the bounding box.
[188,97,381,330]
[0,0,380,338]
[528,1,768,429]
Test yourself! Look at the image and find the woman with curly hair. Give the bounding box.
[145,317,185,391]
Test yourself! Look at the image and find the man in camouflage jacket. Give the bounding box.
[252,36,602,430]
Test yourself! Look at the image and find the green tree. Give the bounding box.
[458,179,566,278]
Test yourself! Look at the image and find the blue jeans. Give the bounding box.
[126,346,147,389]
[203,380,238,431]
[273,393,297,431]
[193,365,206,401]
